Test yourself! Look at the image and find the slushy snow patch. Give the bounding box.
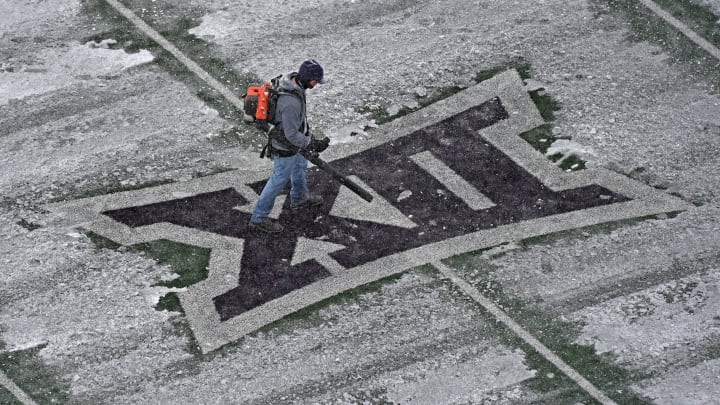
[140,286,187,307]
[545,139,595,165]
[0,40,154,105]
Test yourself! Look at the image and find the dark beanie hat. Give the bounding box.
[297,59,326,84]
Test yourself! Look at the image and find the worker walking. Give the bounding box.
[248,59,331,233]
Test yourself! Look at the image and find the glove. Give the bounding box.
[307,136,330,153]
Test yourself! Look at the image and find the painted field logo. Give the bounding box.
[45,71,689,352]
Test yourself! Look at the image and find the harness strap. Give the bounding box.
[259,85,306,159]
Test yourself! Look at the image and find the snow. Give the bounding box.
[0,41,154,106]
[545,139,595,164]
[1,0,720,402]
[139,286,186,307]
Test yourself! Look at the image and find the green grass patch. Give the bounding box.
[592,0,720,85]
[559,155,588,171]
[0,345,71,404]
[474,60,532,83]
[131,239,210,288]
[83,229,123,250]
[436,258,652,404]
[356,100,413,125]
[549,153,588,171]
[129,239,211,312]
[355,102,393,124]
[519,125,556,154]
[53,178,175,204]
[529,88,561,122]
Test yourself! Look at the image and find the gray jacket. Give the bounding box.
[271,73,311,151]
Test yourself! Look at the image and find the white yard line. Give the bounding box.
[103,0,246,110]
[433,261,618,405]
[639,0,720,61]
[0,369,38,405]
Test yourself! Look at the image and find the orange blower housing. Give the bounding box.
[243,82,271,123]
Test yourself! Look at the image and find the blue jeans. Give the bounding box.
[250,153,308,223]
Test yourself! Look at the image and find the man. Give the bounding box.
[248,59,331,233]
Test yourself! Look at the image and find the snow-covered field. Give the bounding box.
[1,0,720,403]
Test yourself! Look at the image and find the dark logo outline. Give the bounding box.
[45,71,689,352]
